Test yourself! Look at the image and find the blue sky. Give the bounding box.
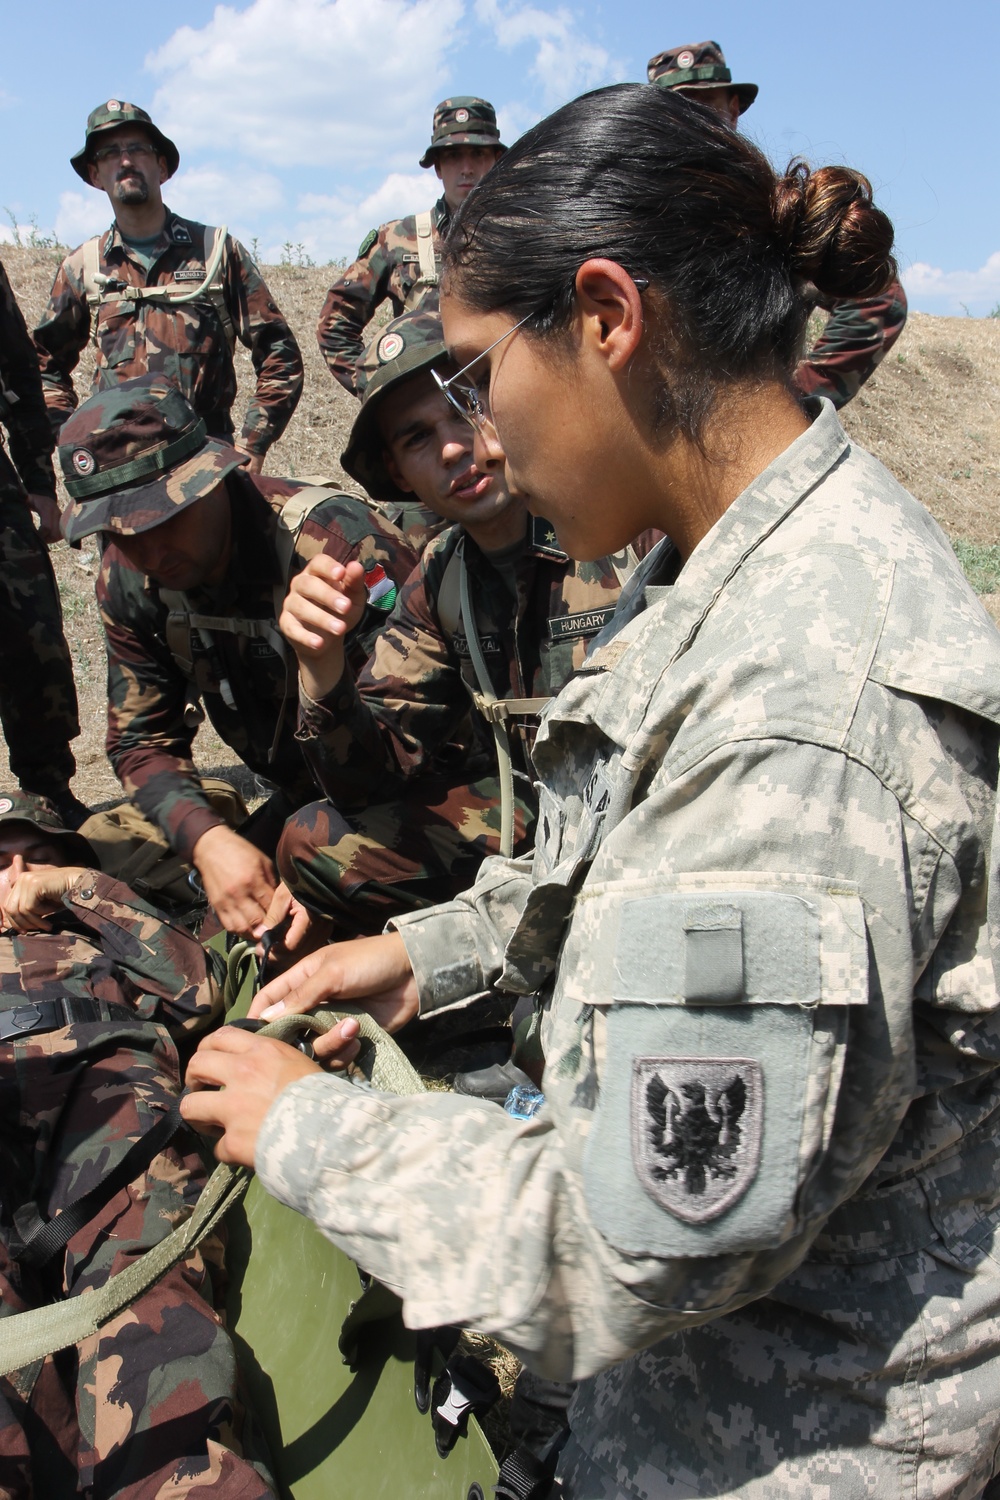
[3,0,997,314]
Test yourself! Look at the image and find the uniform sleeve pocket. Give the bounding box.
[581,876,868,1259]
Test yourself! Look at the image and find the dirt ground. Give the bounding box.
[4,244,999,808]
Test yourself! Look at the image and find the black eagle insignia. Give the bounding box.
[645,1071,747,1197]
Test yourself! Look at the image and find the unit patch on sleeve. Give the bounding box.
[631,1056,763,1223]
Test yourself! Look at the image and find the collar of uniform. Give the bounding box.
[528,514,568,561]
[105,208,194,259]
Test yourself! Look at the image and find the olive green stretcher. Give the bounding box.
[220,946,499,1500]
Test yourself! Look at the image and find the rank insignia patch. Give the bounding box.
[632,1056,762,1223]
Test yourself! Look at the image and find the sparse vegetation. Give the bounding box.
[952,540,1000,596]
[3,208,64,252]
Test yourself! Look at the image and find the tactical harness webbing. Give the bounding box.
[159,486,340,762]
[0,1003,425,1378]
[408,211,440,305]
[80,223,234,349]
[440,538,640,858]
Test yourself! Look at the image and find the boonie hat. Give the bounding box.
[71,100,180,183]
[647,41,758,114]
[342,309,449,503]
[419,97,506,169]
[0,791,96,867]
[58,379,246,543]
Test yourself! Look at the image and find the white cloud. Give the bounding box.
[475,0,621,106]
[903,251,1000,313]
[54,190,111,248]
[146,0,463,171]
[168,164,286,244]
[274,170,431,262]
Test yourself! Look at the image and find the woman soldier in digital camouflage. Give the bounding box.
[183,85,1000,1498]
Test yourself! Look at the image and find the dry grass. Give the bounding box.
[4,245,999,803]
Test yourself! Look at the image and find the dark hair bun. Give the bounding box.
[773,159,897,299]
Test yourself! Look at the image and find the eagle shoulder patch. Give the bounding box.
[631,1056,763,1222]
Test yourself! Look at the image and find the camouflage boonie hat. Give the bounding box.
[647,41,758,114]
[71,99,180,183]
[342,309,450,503]
[0,791,96,867]
[58,379,246,543]
[419,97,506,169]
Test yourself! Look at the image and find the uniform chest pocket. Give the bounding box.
[95,302,137,370]
[580,879,868,1260]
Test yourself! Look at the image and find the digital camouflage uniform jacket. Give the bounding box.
[258,401,1000,1496]
[297,514,657,810]
[316,197,448,395]
[794,280,908,408]
[98,471,417,860]
[34,211,304,456]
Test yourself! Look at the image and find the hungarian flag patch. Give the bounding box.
[364,563,397,612]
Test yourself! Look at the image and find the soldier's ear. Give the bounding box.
[87,160,103,190]
[157,155,170,185]
[433,159,444,182]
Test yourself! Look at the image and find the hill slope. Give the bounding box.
[3,245,999,805]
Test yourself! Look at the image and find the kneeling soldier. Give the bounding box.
[58,379,417,937]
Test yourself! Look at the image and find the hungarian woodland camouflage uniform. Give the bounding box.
[257,401,1000,1496]
[34,211,303,458]
[98,472,416,860]
[317,198,451,395]
[281,515,657,931]
[0,259,80,800]
[56,380,416,862]
[317,96,505,394]
[0,794,271,1499]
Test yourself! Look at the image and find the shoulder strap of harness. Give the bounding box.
[453,539,549,859]
[408,210,439,304]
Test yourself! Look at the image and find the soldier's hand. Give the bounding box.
[256,880,331,969]
[280,555,369,702]
[182,1027,321,1165]
[0,861,89,932]
[242,452,265,475]
[248,931,419,1056]
[27,492,64,546]
[193,825,278,936]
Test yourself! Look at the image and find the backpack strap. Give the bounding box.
[80,234,105,346]
[406,210,439,307]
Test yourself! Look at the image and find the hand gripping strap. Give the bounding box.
[0,1007,423,1377]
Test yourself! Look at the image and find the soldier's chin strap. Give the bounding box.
[0,1006,424,1379]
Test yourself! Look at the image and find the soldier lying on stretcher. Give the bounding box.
[0,791,272,1498]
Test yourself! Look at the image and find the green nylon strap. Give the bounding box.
[0,1007,424,1377]
[457,537,516,859]
[64,419,208,500]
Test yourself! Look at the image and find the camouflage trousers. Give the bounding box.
[277,774,536,936]
[0,1018,273,1499]
[0,480,79,795]
[555,1227,1000,1498]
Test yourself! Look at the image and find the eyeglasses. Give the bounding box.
[432,309,536,436]
[433,277,650,436]
[91,141,158,164]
